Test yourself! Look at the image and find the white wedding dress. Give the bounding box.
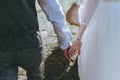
[78,0,120,80]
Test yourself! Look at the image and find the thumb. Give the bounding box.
[77,46,81,55]
[78,49,80,55]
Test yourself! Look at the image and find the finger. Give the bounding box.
[64,51,73,62]
[64,51,70,61]
[68,49,76,62]
[68,47,74,54]
[66,54,74,62]
[69,49,75,57]
[67,46,77,62]
[78,49,81,55]
[67,52,75,62]
[78,45,82,55]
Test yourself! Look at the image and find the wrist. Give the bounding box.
[76,37,81,42]
[80,23,87,26]
[75,37,82,44]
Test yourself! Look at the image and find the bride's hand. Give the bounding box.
[68,39,82,59]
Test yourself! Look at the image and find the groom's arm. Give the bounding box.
[37,0,73,61]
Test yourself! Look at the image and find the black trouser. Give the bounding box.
[0,46,43,80]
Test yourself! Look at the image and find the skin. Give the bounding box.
[63,47,73,62]
[68,24,87,61]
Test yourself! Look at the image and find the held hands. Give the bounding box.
[69,39,82,61]
[63,39,82,62]
[63,47,74,62]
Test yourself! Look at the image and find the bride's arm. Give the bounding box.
[76,0,99,41]
[68,0,99,57]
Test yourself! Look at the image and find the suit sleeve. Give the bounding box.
[37,0,72,49]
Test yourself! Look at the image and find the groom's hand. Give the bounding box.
[63,47,74,62]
